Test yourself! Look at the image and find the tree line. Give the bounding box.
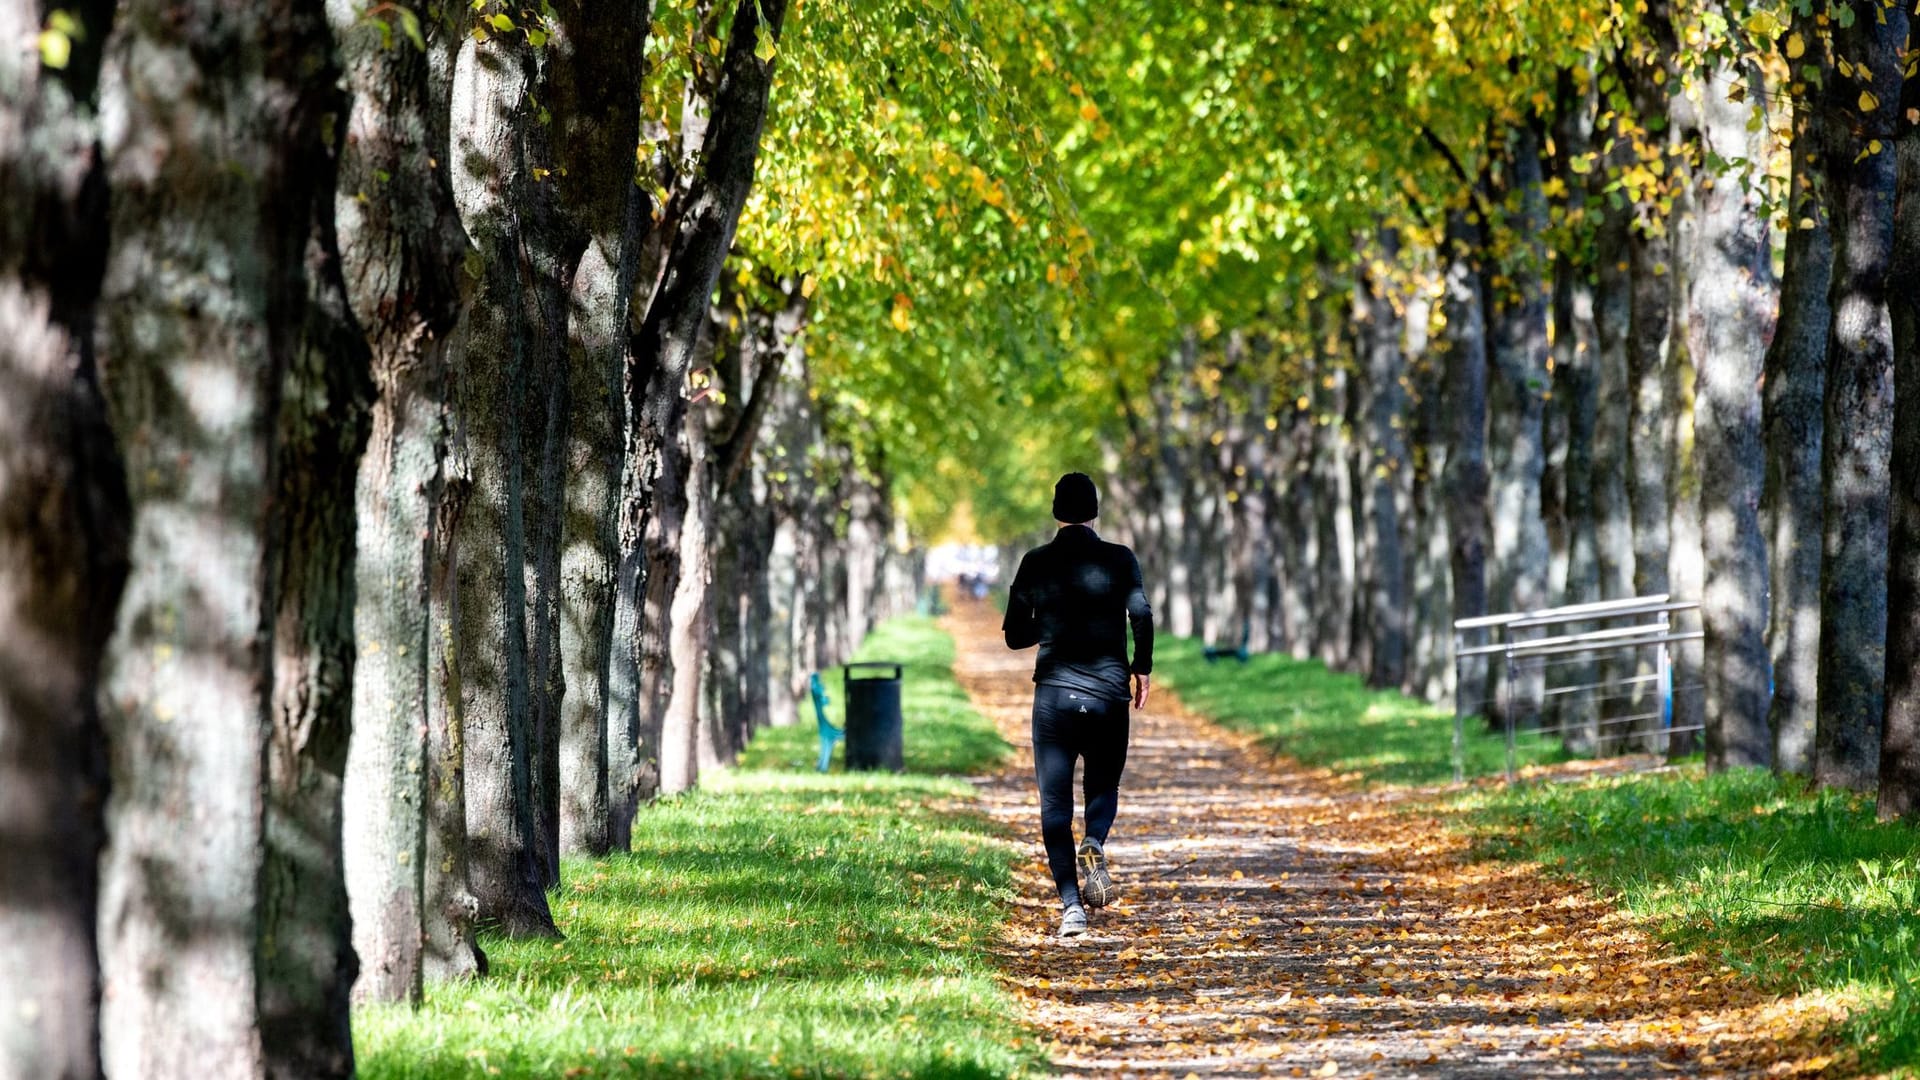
[0,2,948,1077]
[1045,0,1920,818]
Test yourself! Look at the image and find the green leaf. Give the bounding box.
[397,7,425,50]
[490,12,514,31]
[755,21,778,63]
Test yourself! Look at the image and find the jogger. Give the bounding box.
[1031,684,1129,907]
[1003,472,1153,936]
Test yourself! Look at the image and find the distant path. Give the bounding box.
[944,600,1844,1079]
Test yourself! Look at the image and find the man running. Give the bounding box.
[1003,472,1153,938]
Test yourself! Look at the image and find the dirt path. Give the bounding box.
[943,601,1847,1079]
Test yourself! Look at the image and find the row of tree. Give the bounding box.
[1041,0,1920,817]
[0,1,962,1077]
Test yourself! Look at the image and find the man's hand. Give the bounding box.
[1132,674,1151,711]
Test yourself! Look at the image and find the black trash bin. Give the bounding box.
[843,661,904,772]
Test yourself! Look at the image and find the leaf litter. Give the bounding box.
[943,603,1856,1079]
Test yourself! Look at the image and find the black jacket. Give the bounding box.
[1003,525,1154,702]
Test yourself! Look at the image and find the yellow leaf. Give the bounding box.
[1786,32,1806,58]
[1744,11,1782,38]
[800,274,817,299]
[1079,101,1100,122]
[1861,89,1880,112]
[38,27,71,69]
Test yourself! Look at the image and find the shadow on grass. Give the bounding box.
[357,772,1043,1079]
[356,617,1040,1080]
[1155,637,1568,785]
[1456,767,1920,1070]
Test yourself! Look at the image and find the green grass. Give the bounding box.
[1154,636,1566,785]
[1456,767,1920,1071]
[357,616,1039,1080]
[1159,635,1920,1072]
[736,614,1012,777]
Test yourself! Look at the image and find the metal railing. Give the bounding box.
[1452,595,1702,782]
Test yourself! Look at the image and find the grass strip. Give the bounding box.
[357,616,1038,1080]
[1158,635,1920,1072]
[1457,767,1920,1070]
[1155,636,1564,785]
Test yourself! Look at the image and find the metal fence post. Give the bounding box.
[1503,641,1517,783]
[1452,632,1466,784]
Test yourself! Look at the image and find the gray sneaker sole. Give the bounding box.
[1078,842,1116,909]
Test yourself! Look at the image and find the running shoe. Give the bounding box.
[1059,901,1088,938]
[1078,836,1116,909]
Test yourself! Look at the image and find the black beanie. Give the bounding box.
[1052,472,1098,524]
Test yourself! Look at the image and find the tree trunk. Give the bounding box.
[1687,50,1774,771]
[1764,5,1833,778]
[0,2,128,1074]
[423,434,485,980]
[1626,9,1677,613]
[619,0,789,800]
[1403,282,1452,701]
[558,214,632,858]
[551,0,648,858]
[98,1,371,1074]
[1359,235,1410,688]
[1590,118,1639,747]
[1551,216,1600,750]
[448,30,560,939]
[1664,146,1704,759]
[1488,125,1552,728]
[333,1,479,1004]
[1880,63,1920,820]
[1441,205,1492,718]
[1318,366,1358,672]
[678,406,720,783]
[1814,0,1905,792]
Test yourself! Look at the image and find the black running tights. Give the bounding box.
[1031,683,1130,906]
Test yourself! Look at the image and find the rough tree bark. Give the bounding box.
[1439,203,1492,719]
[619,0,789,802]
[1686,48,1774,771]
[333,0,484,1003]
[1588,109,1639,745]
[97,0,371,1075]
[1624,14,1677,613]
[448,28,560,938]
[709,279,803,755]
[1763,5,1832,778]
[1358,234,1410,689]
[1664,140,1704,760]
[1548,84,1602,749]
[1591,110,1637,608]
[0,2,128,1074]
[1404,283,1453,701]
[1814,0,1904,792]
[1486,126,1553,634]
[1487,125,1553,728]
[552,0,647,858]
[1876,43,1920,819]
